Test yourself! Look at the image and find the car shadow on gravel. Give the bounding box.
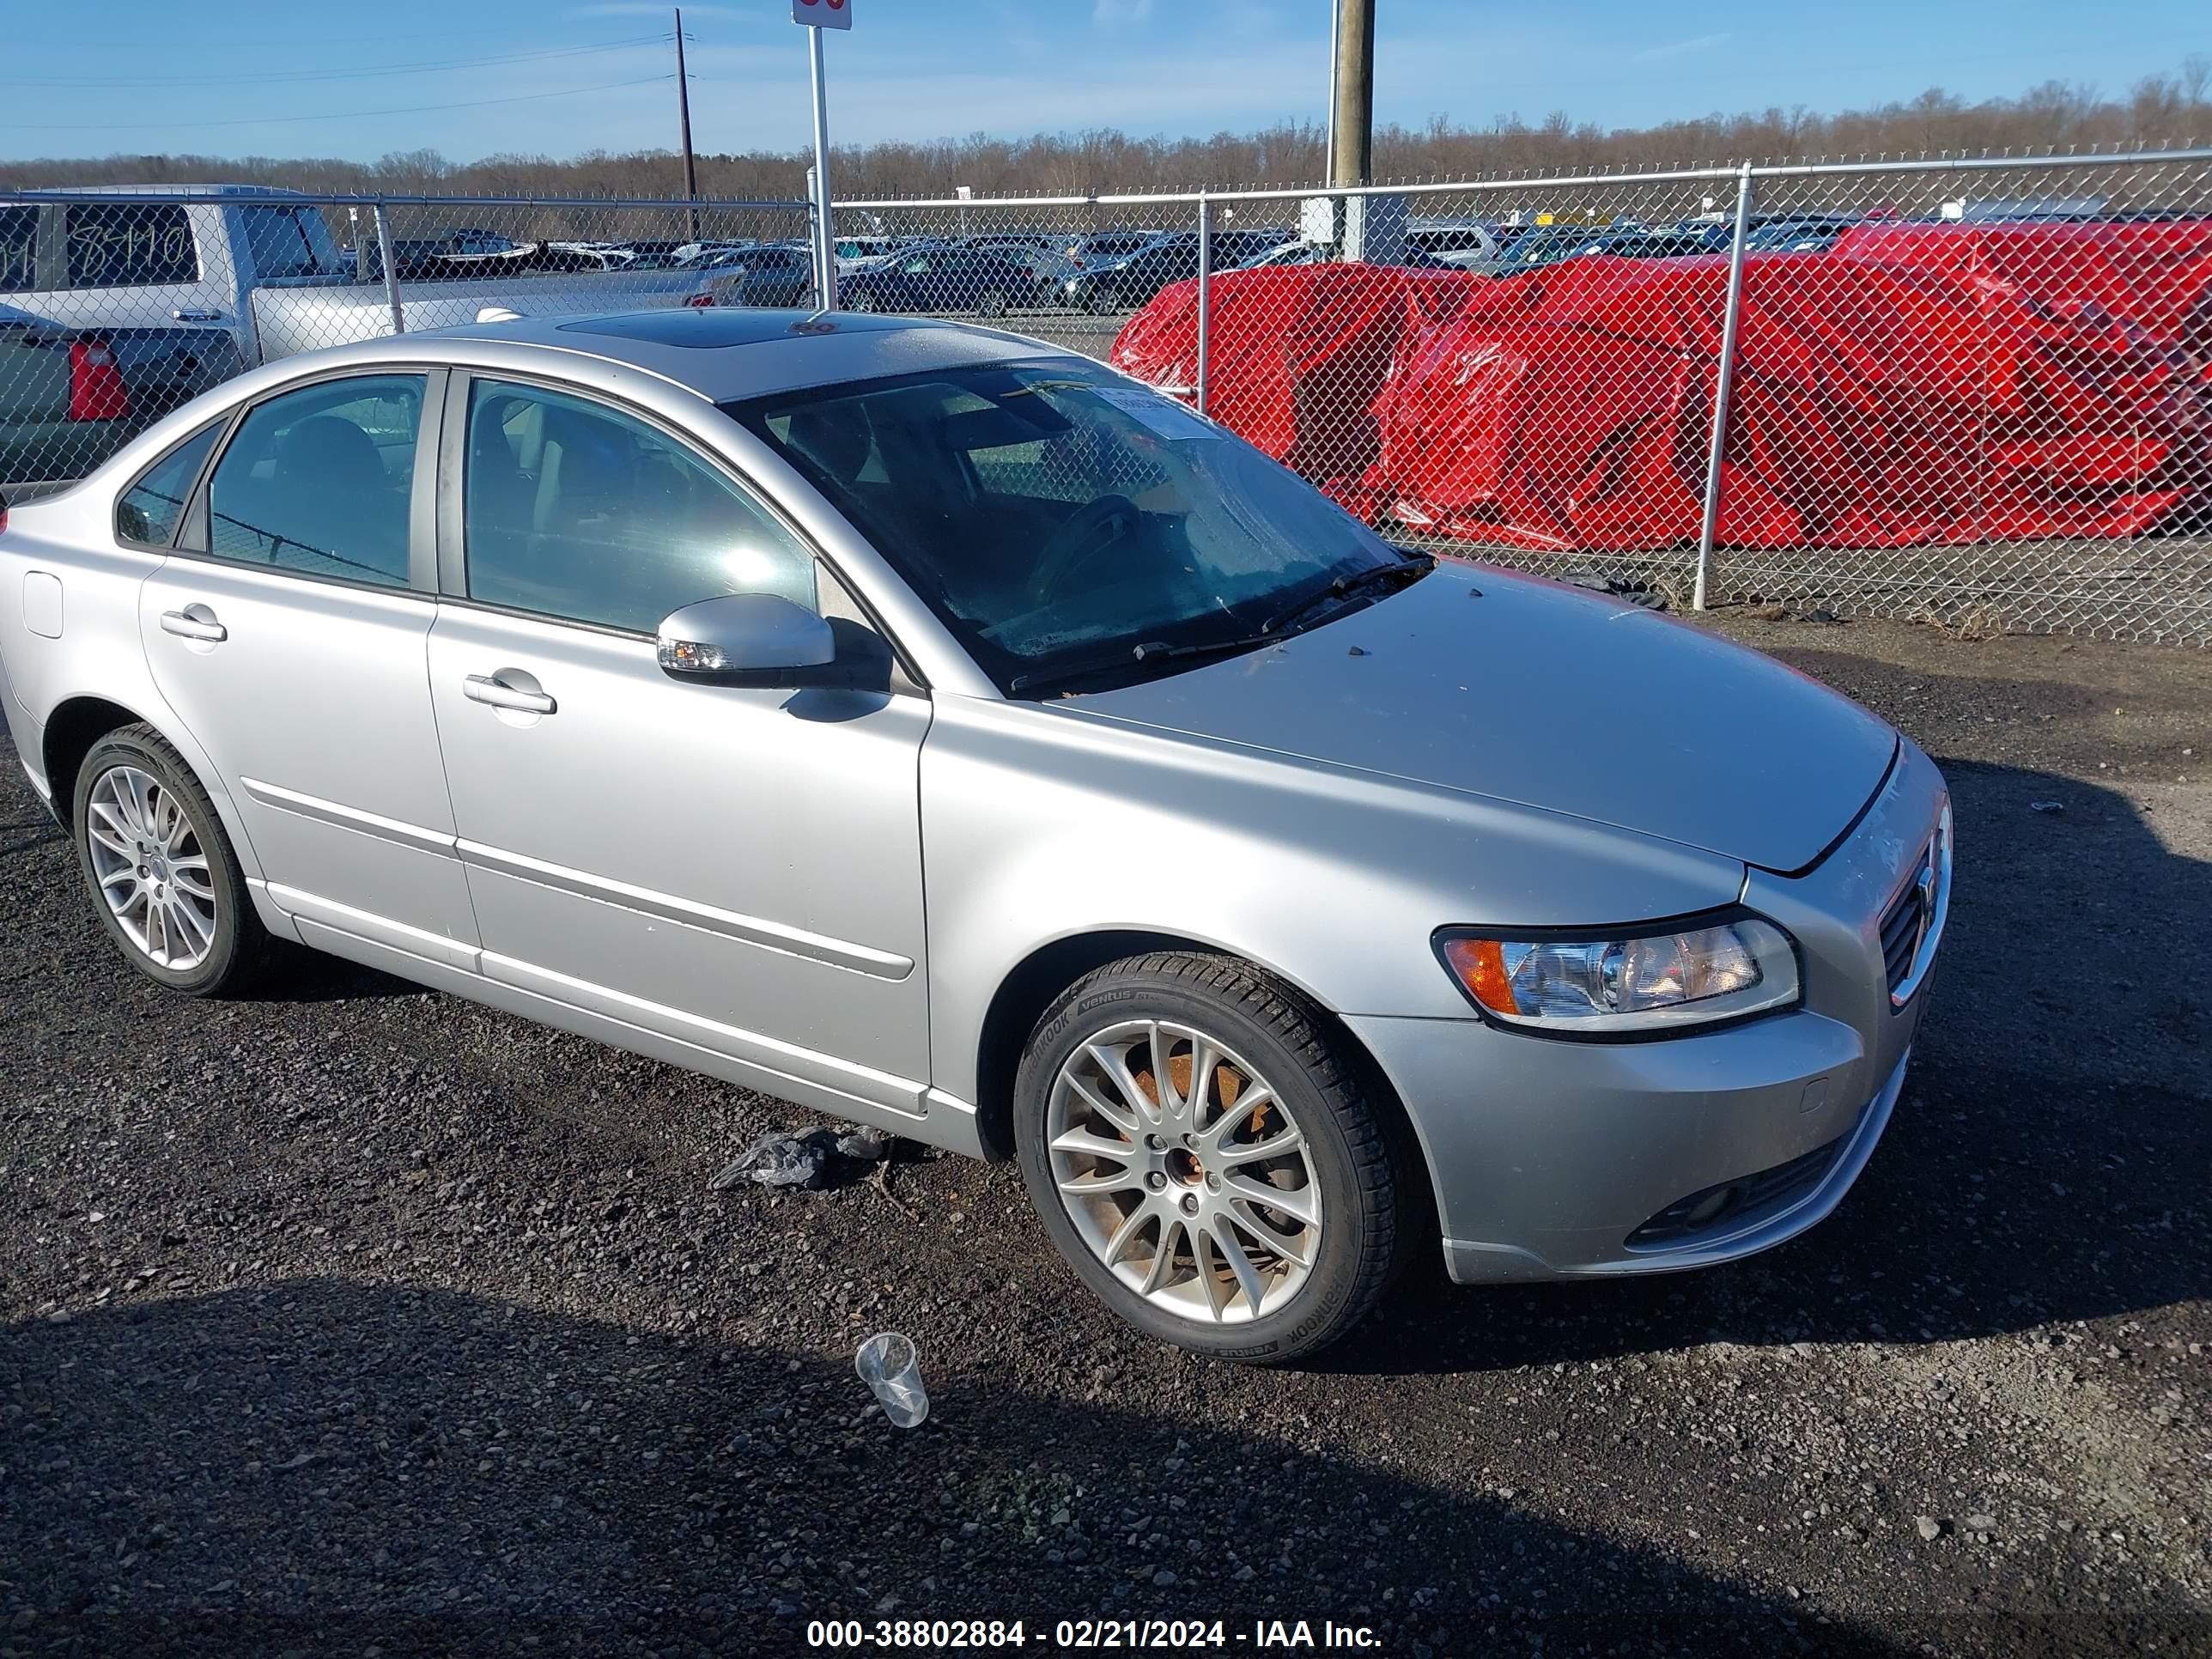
[239,942,430,1006]
[0,811,64,860]
[1328,757,2210,1379]
[6,1276,2153,1659]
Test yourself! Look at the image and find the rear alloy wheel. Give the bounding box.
[1014,952,1414,1363]
[73,724,268,996]
[975,287,1008,319]
[1085,284,1123,316]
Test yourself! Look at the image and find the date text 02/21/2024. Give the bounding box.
[804,1619,1383,1650]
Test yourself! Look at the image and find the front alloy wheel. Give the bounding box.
[1015,951,1416,1363]
[1048,1019,1319,1324]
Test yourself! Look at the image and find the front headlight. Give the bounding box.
[1435,917,1800,1036]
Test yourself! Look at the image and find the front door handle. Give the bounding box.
[160,609,227,643]
[171,307,225,323]
[464,674,556,715]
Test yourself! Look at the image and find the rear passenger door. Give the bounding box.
[138,368,483,962]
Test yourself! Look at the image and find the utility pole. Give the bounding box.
[674,8,700,240]
[1324,0,1341,184]
[1328,0,1375,188]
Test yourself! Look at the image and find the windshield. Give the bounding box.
[725,358,1404,695]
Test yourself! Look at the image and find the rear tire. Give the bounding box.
[71,724,269,997]
[976,288,1008,319]
[1013,951,1413,1364]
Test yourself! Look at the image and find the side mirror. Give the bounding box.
[657,592,836,685]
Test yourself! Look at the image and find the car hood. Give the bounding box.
[1066,561,1897,874]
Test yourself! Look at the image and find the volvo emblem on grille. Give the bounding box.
[1910,843,1939,959]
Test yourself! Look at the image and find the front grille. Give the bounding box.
[1626,1135,1844,1249]
[1878,847,1934,992]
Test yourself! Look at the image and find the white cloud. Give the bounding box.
[1632,31,1733,64]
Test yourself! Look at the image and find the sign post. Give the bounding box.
[792,0,850,311]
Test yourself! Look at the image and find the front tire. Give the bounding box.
[1013,952,1412,1364]
[72,724,268,996]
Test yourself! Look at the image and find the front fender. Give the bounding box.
[919,693,1746,1106]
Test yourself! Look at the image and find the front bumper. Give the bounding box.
[1352,738,1948,1285]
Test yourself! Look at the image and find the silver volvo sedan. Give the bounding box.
[0,309,1949,1362]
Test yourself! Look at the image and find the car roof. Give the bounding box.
[391,307,1082,404]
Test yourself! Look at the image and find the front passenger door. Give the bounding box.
[425,377,935,1119]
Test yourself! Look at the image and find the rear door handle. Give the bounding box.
[160,609,227,643]
[464,674,556,715]
[171,308,225,322]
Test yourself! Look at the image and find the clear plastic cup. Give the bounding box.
[854,1331,929,1429]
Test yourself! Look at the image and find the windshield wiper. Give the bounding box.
[1260,552,1434,636]
[1005,554,1435,698]
[1007,634,1248,696]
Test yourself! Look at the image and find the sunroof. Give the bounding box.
[556,308,921,348]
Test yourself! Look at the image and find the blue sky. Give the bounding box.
[2,0,2205,161]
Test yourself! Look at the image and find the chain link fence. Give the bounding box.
[0,187,809,495]
[874,149,2212,645]
[6,155,2210,642]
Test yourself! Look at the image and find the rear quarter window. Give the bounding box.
[65,204,198,289]
[116,420,225,547]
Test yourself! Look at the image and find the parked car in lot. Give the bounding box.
[0,185,717,488]
[1465,222,1725,274]
[1230,240,1326,270]
[836,245,1033,316]
[954,236,1079,299]
[0,307,1948,1360]
[1739,215,1860,252]
[1060,231,1285,313]
[1061,230,1164,270]
[1406,219,1503,265]
[1,302,240,488]
[699,244,816,308]
[834,236,904,273]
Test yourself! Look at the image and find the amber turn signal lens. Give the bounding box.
[1441,936,1516,1014]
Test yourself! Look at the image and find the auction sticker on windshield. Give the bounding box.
[1091,385,1224,441]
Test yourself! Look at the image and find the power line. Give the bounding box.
[0,74,677,132]
[7,33,670,89]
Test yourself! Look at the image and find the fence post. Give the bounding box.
[1693,160,1753,611]
[1194,193,1212,416]
[373,203,405,336]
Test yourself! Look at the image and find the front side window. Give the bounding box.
[204,374,423,586]
[461,380,815,635]
[117,420,225,546]
[728,358,1404,695]
[64,204,197,289]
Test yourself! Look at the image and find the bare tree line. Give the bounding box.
[3,64,2205,201]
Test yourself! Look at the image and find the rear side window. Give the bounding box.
[116,421,224,547]
[241,205,345,279]
[204,374,424,586]
[0,206,35,293]
[65,204,197,289]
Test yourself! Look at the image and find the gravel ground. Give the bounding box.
[2,613,2208,1658]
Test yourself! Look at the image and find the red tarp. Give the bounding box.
[1109,221,2212,553]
